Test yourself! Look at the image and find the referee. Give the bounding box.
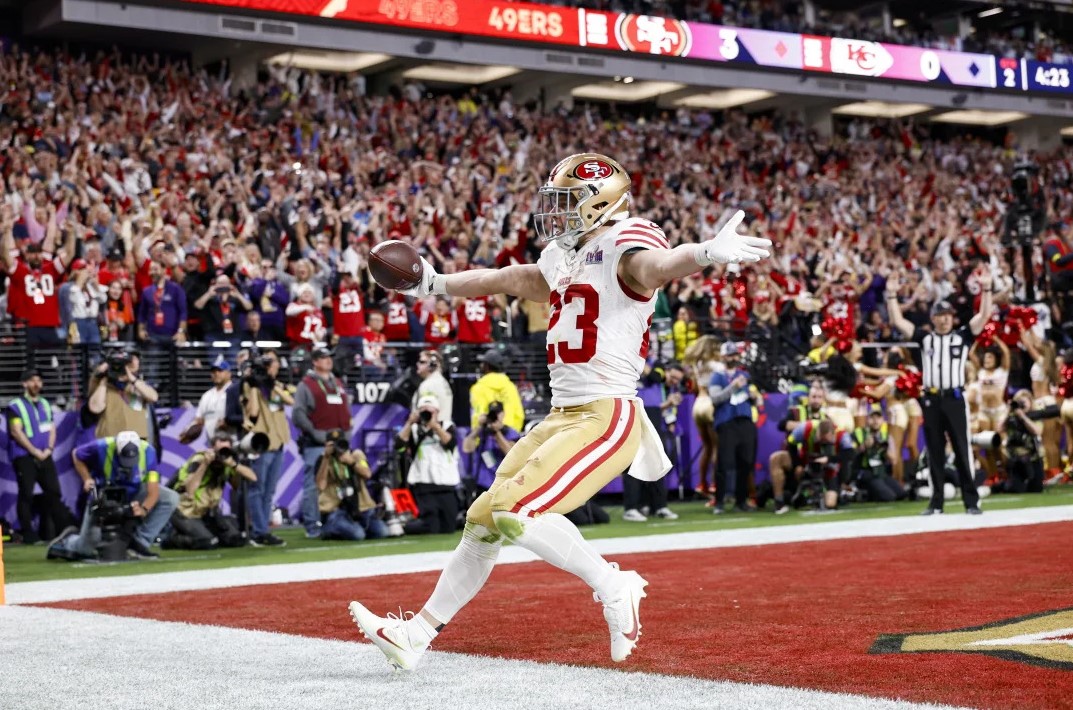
[886,268,994,515]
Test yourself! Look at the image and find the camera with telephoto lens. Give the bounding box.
[245,356,275,389]
[105,349,133,386]
[484,401,504,432]
[327,431,351,456]
[1009,398,1024,412]
[419,409,433,424]
[92,485,136,527]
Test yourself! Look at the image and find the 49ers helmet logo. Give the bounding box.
[615,14,692,57]
[573,160,614,181]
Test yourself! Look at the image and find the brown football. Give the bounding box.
[369,240,423,290]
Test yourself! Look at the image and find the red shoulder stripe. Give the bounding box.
[616,236,668,251]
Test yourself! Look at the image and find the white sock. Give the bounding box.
[421,523,503,626]
[492,511,616,597]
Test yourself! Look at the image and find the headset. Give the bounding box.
[421,350,441,372]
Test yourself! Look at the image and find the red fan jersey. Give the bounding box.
[357,327,387,364]
[422,308,456,345]
[383,297,412,342]
[822,283,856,333]
[332,286,366,337]
[456,296,493,344]
[8,256,65,327]
[286,307,326,347]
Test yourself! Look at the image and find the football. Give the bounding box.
[369,239,423,291]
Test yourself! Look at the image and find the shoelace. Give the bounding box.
[385,608,434,649]
[592,563,622,605]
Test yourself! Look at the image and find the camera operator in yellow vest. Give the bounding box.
[162,432,256,549]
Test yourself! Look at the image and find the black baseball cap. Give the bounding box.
[479,349,506,370]
[20,367,42,382]
[311,347,333,360]
[931,300,955,317]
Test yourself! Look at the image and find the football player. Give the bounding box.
[349,153,772,671]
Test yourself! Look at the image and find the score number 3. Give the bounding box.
[548,285,599,364]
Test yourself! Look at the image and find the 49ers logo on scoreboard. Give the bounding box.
[614,14,692,57]
[573,159,614,180]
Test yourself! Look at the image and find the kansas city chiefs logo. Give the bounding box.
[573,160,614,180]
[871,607,1073,670]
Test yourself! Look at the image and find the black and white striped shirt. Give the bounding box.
[912,326,972,390]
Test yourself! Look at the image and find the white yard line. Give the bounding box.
[8,505,1073,605]
[0,605,964,710]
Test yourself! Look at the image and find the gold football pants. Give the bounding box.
[467,397,641,528]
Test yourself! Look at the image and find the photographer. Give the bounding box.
[469,350,524,431]
[397,394,460,535]
[768,419,856,513]
[194,273,253,347]
[854,409,907,503]
[412,350,453,426]
[162,432,257,550]
[48,431,178,561]
[461,401,519,490]
[314,430,388,541]
[999,390,1044,493]
[86,348,159,439]
[241,350,293,547]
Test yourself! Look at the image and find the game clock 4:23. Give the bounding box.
[1026,60,1072,92]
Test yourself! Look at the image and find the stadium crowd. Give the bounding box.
[3,40,1073,555]
[551,0,1073,65]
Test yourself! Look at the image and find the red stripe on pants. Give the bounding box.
[512,399,631,515]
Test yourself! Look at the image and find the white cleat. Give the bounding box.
[594,565,649,662]
[348,602,428,672]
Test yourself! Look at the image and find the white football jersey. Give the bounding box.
[537,217,669,407]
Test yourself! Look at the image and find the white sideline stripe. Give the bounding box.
[523,401,633,512]
[0,605,964,710]
[9,505,1073,605]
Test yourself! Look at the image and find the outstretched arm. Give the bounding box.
[404,261,551,303]
[621,211,772,292]
[968,269,994,336]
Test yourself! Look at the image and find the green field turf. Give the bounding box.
[5,487,1073,584]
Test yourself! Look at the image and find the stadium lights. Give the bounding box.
[672,88,774,109]
[931,109,1028,126]
[1061,126,1073,137]
[977,7,1003,18]
[266,51,391,73]
[572,81,686,102]
[402,64,520,84]
[892,18,907,28]
[832,101,932,118]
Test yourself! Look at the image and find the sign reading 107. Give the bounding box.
[353,382,391,404]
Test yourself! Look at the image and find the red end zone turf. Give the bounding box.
[45,522,1073,709]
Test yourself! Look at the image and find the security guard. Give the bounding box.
[886,268,993,515]
[7,368,71,542]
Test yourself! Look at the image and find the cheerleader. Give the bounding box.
[1021,330,1062,478]
[683,335,724,497]
[970,340,1011,434]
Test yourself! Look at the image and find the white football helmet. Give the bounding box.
[534,153,631,249]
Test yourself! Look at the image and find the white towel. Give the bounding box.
[626,397,673,482]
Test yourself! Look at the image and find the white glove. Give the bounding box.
[695,210,773,266]
[399,257,448,298]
